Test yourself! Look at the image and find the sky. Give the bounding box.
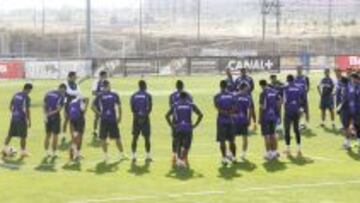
[0,0,138,10]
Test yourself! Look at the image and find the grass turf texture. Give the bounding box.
[0,73,360,203]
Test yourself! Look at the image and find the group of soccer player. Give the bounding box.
[1,66,360,168]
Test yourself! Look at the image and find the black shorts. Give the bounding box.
[339,111,351,129]
[217,123,235,142]
[46,117,61,135]
[8,120,28,138]
[132,116,150,137]
[261,120,276,136]
[301,97,309,114]
[100,120,120,140]
[233,123,249,136]
[320,96,334,110]
[70,117,85,134]
[174,131,193,150]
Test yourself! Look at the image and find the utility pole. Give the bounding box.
[261,0,267,41]
[139,0,143,56]
[42,0,45,35]
[86,0,92,58]
[197,0,201,42]
[275,0,281,35]
[328,0,333,38]
[328,0,333,54]
[172,0,177,23]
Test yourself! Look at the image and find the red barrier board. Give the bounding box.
[0,61,24,79]
[335,56,360,71]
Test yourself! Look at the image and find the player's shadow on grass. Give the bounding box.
[347,149,360,161]
[166,167,203,181]
[58,141,71,151]
[262,159,287,173]
[89,160,123,175]
[87,139,102,148]
[35,157,58,172]
[218,165,242,180]
[128,161,151,176]
[322,126,340,136]
[62,161,81,172]
[302,128,316,138]
[236,159,257,172]
[288,155,314,166]
[0,157,25,170]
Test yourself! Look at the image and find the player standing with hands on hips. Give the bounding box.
[92,80,125,162]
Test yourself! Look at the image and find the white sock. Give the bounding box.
[297,145,301,152]
[344,139,350,145]
[286,145,290,151]
[132,153,137,159]
[71,144,78,156]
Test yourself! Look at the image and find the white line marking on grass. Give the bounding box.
[235,179,360,193]
[71,195,158,203]
[70,180,360,203]
[70,191,225,203]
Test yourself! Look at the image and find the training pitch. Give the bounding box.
[0,73,359,203]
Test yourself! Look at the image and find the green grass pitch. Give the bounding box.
[0,73,360,203]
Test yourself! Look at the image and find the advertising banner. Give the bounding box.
[0,61,24,79]
[25,60,92,79]
[335,56,360,71]
[219,56,280,73]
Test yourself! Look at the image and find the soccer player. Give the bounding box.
[335,69,347,130]
[131,80,153,162]
[232,83,253,160]
[235,68,254,93]
[92,80,125,162]
[317,69,336,128]
[43,84,67,158]
[294,66,310,129]
[235,68,257,131]
[259,80,281,160]
[269,75,285,132]
[225,68,236,92]
[342,74,360,150]
[165,92,203,168]
[283,75,304,157]
[269,74,285,98]
[68,96,89,161]
[2,83,33,158]
[337,77,352,149]
[214,80,236,165]
[92,71,108,140]
[169,80,193,164]
[62,71,82,143]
